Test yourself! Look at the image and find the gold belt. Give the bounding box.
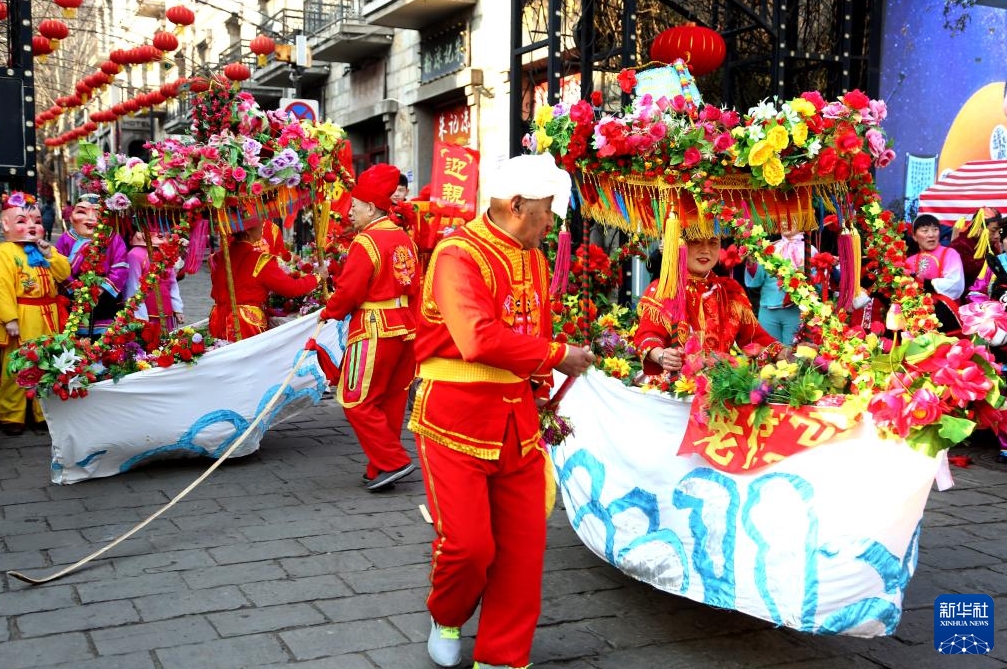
[418,357,524,384]
[361,296,409,309]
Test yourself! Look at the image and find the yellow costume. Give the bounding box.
[0,242,71,426]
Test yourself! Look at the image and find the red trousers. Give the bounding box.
[339,334,415,476]
[418,422,548,668]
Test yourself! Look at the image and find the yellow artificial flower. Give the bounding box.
[788,97,816,116]
[598,314,619,329]
[534,105,554,129]
[674,376,697,395]
[791,122,808,147]
[766,125,790,151]
[748,139,775,167]
[762,155,785,186]
[602,357,631,378]
[535,129,553,152]
[794,345,817,361]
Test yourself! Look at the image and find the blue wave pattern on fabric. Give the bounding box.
[556,446,920,634]
[114,349,327,473]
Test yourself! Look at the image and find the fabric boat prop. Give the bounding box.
[42,312,347,484]
[551,368,942,637]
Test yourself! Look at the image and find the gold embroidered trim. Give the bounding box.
[251,253,273,278]
[354,233,381,278]
[361,296,409,309]
[418,357,524,384]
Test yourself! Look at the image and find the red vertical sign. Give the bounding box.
[430,141,479,221]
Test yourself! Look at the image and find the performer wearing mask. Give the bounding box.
[0,192,71,435]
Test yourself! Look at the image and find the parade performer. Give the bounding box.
[123,226,184,342]
[635,235,784,376]
[408,154,594,669]
[318,164,421,491]
[744,230,814,345]
[0,192,71,435]
[55,194,129,340]
[208,222,324,341]
[906,214,965,333]
[257,219,287,256]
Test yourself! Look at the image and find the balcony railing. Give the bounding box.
[304,1,361,35]
[218,40,255,68]
[263,7,304,41]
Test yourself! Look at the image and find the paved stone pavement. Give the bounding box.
[3,265,1007,668]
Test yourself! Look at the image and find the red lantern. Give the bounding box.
[160,80,181,98]
[39,19,69,50]
[153,31,179,52]
[84,121,98,133]
[188,77,209,93]
[249,35,275,67]
[166,5,195,33]
[32,35,53,61]
[109,49,129,65]
[223,62,250,84]
[0,2,8,22]
[100,60,120,76]
[112,102,127,116]
[54,0,83,19]
[650,23,726,77]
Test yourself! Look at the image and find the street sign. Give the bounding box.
[279,98,319,122]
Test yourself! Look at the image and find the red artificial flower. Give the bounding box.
[589,90,603,107]
[15,366,43,388]
[617,68,637,94]
[570,100,594,124]
[719,244,744,269]
[823,213,839,232]
[816,147,838,175]
[800,91,827,110]
[842,89,870,110]
[852,151,873,174]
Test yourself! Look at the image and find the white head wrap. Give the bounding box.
[486,154,572,219]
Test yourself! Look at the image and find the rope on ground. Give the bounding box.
[7,320,326,586]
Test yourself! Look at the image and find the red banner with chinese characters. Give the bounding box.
[430,142,479,220]
[678,401,861,473]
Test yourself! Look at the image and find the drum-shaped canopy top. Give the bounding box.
[917,159,1007,227]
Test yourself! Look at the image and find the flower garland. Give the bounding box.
[61,209,120,336]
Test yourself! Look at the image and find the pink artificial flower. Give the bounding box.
[932,362,993,406]
[182,197,202,210]
[699,104,721,122]
[960,300,1007,341]
[682,146,702,168]
[865,129,886,158]
[868,391,912,437]
[671,95,687,113]
[875,148,896,168]
[146,192,162,206]
[800,91,827,111]
[720,110,741,128]
[231,166,247,181]
[713,132,735,152]
[821,101,848,119]
[250,182,264,196]
[905,387,942,426]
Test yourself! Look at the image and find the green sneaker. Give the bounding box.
[428,616,462,667]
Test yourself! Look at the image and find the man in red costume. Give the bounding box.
[319,164,421,491]
[635,235,784,375]
[208,222,324,341]
[409,154,594,669]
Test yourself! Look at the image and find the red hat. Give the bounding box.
[352,164,400,213]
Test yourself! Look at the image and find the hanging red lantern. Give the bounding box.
[109,49,129,65]
[152,31,178,52]
[39,19,69,50]
[54,0,83,19]
[188,76,210,93]
[75,81,91,102]
[32,35,53,61]
[166,5,195,33]
[100,59,120,76]
[223,62,250,84]
[84,121,97,133]
[0,1,8,22]
[650,22,726,77]
[249,35,275,67]
[160,80,181,98]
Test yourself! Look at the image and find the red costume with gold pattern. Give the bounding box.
[208,240,319,341]
[408,214,568,667]
[635,275,780,375]
[319,217,419,477]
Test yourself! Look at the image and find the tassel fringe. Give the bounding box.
[550,226,572,296]
[837,227,861,311]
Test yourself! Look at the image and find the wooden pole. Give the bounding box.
[217,211,242,341]
[313,196,331,301]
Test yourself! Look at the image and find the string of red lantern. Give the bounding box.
[54,0,83,19]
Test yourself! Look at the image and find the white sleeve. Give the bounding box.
[932,249,965,300]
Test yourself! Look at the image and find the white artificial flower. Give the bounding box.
[53,348,81,375]
[780,103,801,127]
[66,375,84,391]
[805,138,822,157]
[748,99,779,122]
